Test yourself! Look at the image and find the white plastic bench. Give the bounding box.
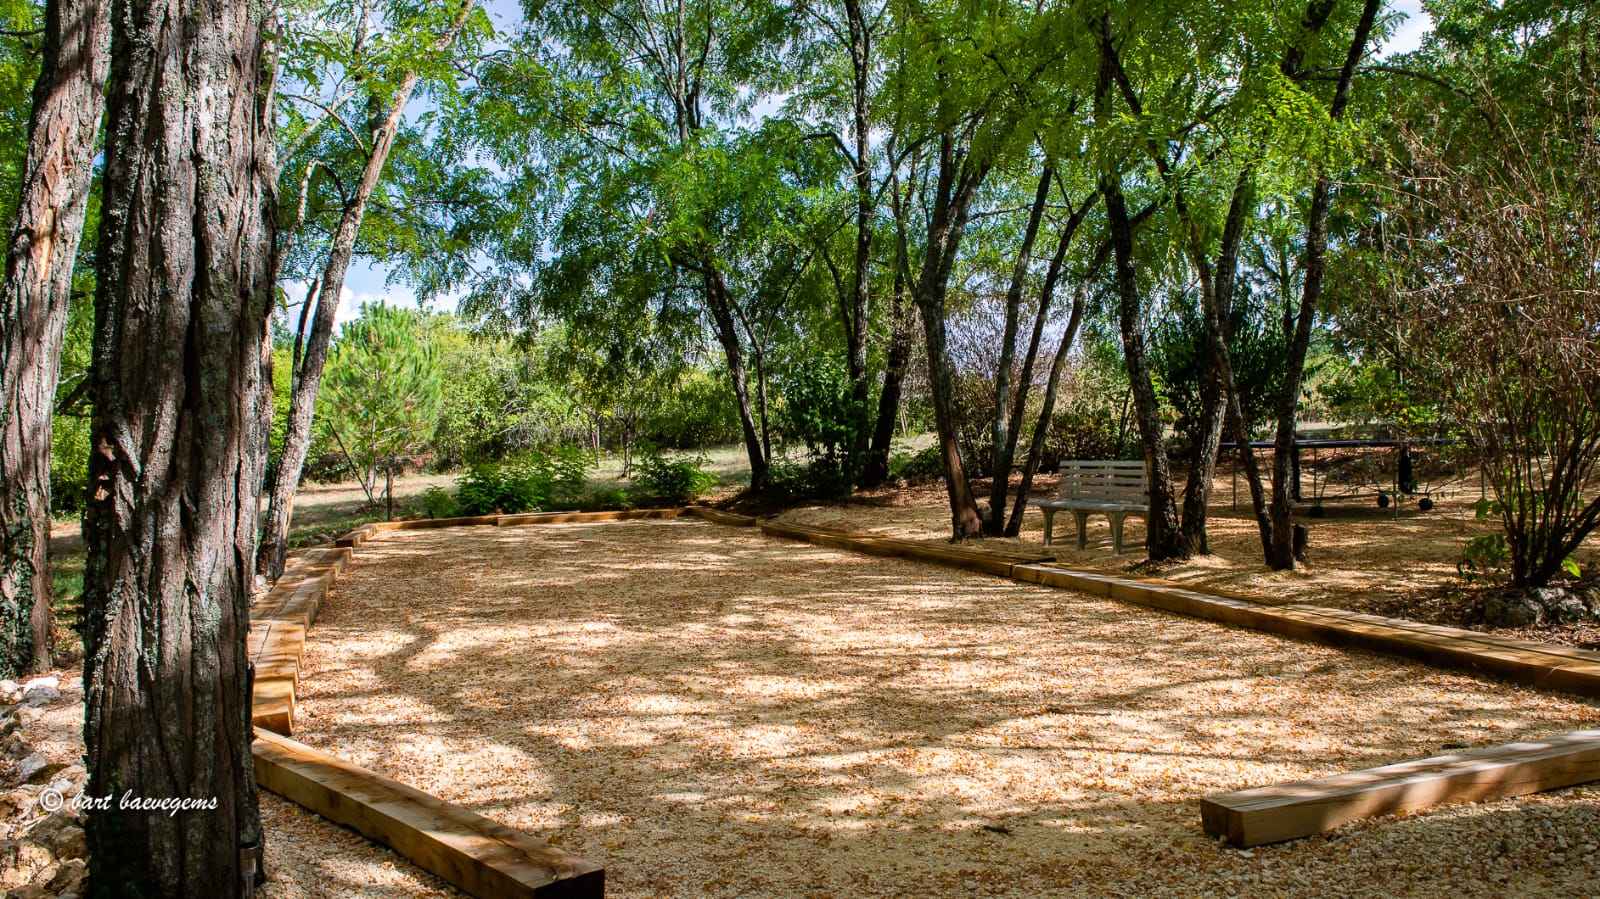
[1027,460,1149,554]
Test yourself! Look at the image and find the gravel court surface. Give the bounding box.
[287,519,1600,897]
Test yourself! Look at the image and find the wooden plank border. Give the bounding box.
[1201,729,1600,846]
[254,728,603,897]
[252,536,606,896]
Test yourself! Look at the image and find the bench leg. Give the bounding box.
[1073,510,1090,550]
[1041,509,1056,547]
[1108,512,1128,555]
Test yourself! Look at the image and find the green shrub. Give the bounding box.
[549,444,593,502]
[419,485,459,519]
[457,458,544,516]
[633,445,714,504]
[778,358,868,490]
[586,486,632,511]
[888,444,945,484]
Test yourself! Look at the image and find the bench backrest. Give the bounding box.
[1057,460,1148,504]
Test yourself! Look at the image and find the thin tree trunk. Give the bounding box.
[258,0,476,582]
[1096,17,1185,560]
[1263,0,1382,569]
[82,0,276,886]
[843,0,874,466]
[861,267,915,487]
[914,136,989,539]
[704,266,770,490]
[861,160,922,488]
[984,162,1053,535]
[0,0,109,677]
[1177,171,1254,554]
[1006,281,1089,535]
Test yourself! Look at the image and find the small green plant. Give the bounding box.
[1459,533,1511,582]
[888,445,944,483]
[419,485,459,519]
[1462,496,1581,582]
[633,445,714,504]
[586,486,632,511]
[550,444,594,501]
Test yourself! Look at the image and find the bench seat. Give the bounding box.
[1027,461,1150,554]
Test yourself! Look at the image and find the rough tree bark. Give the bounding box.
[915,134,990,538]
[258,0,476,582]
[1096,17,1186,560]
[860,158,922,488]
[983,162,1052,535]
[0,0,109,677]
[842,0,875,466]
[81,0,277,887]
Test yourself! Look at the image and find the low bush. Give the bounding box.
[632,445,714,505]
[888,444,945,485]
[419,485,459,519]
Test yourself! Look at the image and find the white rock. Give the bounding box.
[20,677,56,692]
[14,754,48,783]
[19,687,58,708]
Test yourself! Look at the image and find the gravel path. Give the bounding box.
[292,519,1600,897]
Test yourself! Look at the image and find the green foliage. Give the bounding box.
[1458,532,1511,583]
[318,303,443,495]
[1151,291,1287,442]
[632,445,714,505]
[777,358,867,495]
[889,445,945,484]
[48,414,89,518]
[641,369,742,449]
[585,486,632,511]
[455,458,546,516]
[418,485,458,519]
[1043,404,1133,468]
[454,447,593,516]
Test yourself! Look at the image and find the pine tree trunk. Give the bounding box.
[0,0,110,678]
[82,0,276,887]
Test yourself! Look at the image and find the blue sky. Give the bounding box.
[330,0,1434,324]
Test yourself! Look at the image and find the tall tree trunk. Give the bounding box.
[1263,0,1382,569]
[258,0,476,583]
[1096,17,1186,560]
[914,137,988,539]
[704,265,770,490]
[984,162,1053,535]
[860,267,915,488]
[82,0,276,887]
[0,0,109,677]
[860,159,922,489]
[842,0,874,467]
[1177,171,1254,554]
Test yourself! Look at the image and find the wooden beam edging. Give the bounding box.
[685,505,760,527]
[1011,563,1600,701]
[1201,729,1600,847]
[254,728,604,898]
